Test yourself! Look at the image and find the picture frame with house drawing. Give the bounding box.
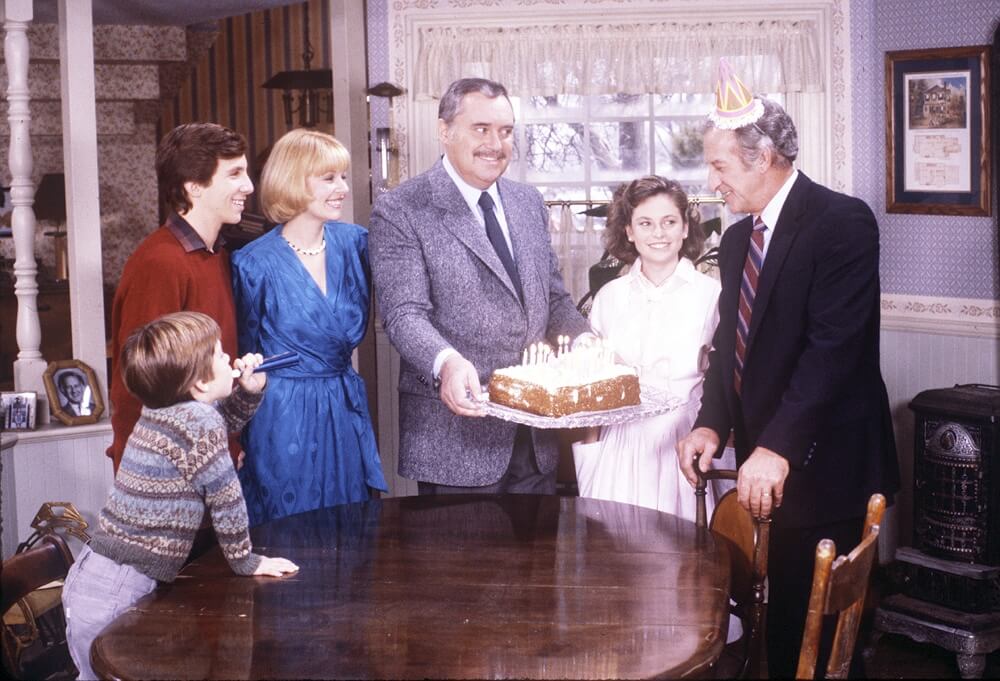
[885,45,991,216]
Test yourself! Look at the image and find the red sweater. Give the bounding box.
[107,217,239,472]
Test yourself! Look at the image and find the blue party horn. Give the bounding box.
[231,351,300,377]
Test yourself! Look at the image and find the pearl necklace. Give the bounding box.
[283,235,326,256]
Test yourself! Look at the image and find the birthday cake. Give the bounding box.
[488,340,640,418]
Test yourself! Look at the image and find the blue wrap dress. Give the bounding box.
[232,221,388,526]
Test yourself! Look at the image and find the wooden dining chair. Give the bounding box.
[1,534,77,680]
[695,465,770,679]
[795,493,886,680]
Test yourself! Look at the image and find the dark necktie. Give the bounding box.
[734,217,766,395]
[478,192,523,301]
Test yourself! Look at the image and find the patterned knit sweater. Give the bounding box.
[89,386,265,582]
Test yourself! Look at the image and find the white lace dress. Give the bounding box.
[573,257,736,520]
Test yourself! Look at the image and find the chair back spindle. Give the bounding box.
[795,493,886,680]
[695,461,770,679]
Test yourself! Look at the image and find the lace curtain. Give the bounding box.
[411,18,826,302]
[548,205,607,307]
[414,20,823,99]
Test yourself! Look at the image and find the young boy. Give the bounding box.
[62,311,298,680]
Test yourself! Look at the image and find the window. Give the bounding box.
[401,4,841,194]
[506,91,784,258]
[397,4,838,300]
[510,92,723,202]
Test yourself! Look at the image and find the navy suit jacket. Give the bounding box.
[695,172,899,528]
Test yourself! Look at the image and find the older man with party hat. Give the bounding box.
[677,59,900,678]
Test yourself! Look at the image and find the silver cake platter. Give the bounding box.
[481,383,684,429]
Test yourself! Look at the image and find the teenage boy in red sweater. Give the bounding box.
[107,123,254,473]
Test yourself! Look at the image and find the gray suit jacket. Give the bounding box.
[369,160,590,486]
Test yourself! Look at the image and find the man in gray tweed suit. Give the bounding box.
[369,78,592,495]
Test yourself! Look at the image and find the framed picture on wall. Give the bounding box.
[885,45,991,216]
[43,359,105,426]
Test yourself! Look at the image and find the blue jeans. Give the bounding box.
[61,544,157,680]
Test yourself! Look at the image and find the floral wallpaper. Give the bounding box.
[851,0,999,301]
[0,24,169,289]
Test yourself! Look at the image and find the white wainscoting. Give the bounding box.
[879,326,1000,562]
[1,422,114,559]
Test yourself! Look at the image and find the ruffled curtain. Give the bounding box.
[415,20,822,99]
[547,204,606,306]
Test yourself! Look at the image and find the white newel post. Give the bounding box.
[4,0,47,408]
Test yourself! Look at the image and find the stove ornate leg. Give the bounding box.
[862,629,884,661]
[957,653,985,679]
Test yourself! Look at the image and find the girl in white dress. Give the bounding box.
[573,176,736,520]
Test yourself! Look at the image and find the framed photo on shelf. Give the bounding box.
[43,359,105,426]
[2,391,37,430]
[885,45,991,216]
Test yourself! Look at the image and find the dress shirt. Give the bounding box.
[166,212,227,254]
[756,169,799,260]
[433,157,517,380]
[441,155,515,253]
[589,257,719,400]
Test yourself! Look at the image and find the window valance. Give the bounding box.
[415,20,823,99]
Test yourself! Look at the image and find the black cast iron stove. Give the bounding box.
[872,384,1000,678]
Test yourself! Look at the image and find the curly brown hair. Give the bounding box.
[604,176,704,265]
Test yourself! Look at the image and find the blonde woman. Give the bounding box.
[232,129,387,526]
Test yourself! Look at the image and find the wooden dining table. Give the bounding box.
[91,494,731,680]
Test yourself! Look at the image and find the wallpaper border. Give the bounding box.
[881,293,1000,339]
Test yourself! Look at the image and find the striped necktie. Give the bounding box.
[735,217,766,394]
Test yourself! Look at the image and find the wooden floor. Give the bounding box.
[863,631,1000,679]
[857,569,1000,680]
[756,627,1000,679]
[755,567,1000,680]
